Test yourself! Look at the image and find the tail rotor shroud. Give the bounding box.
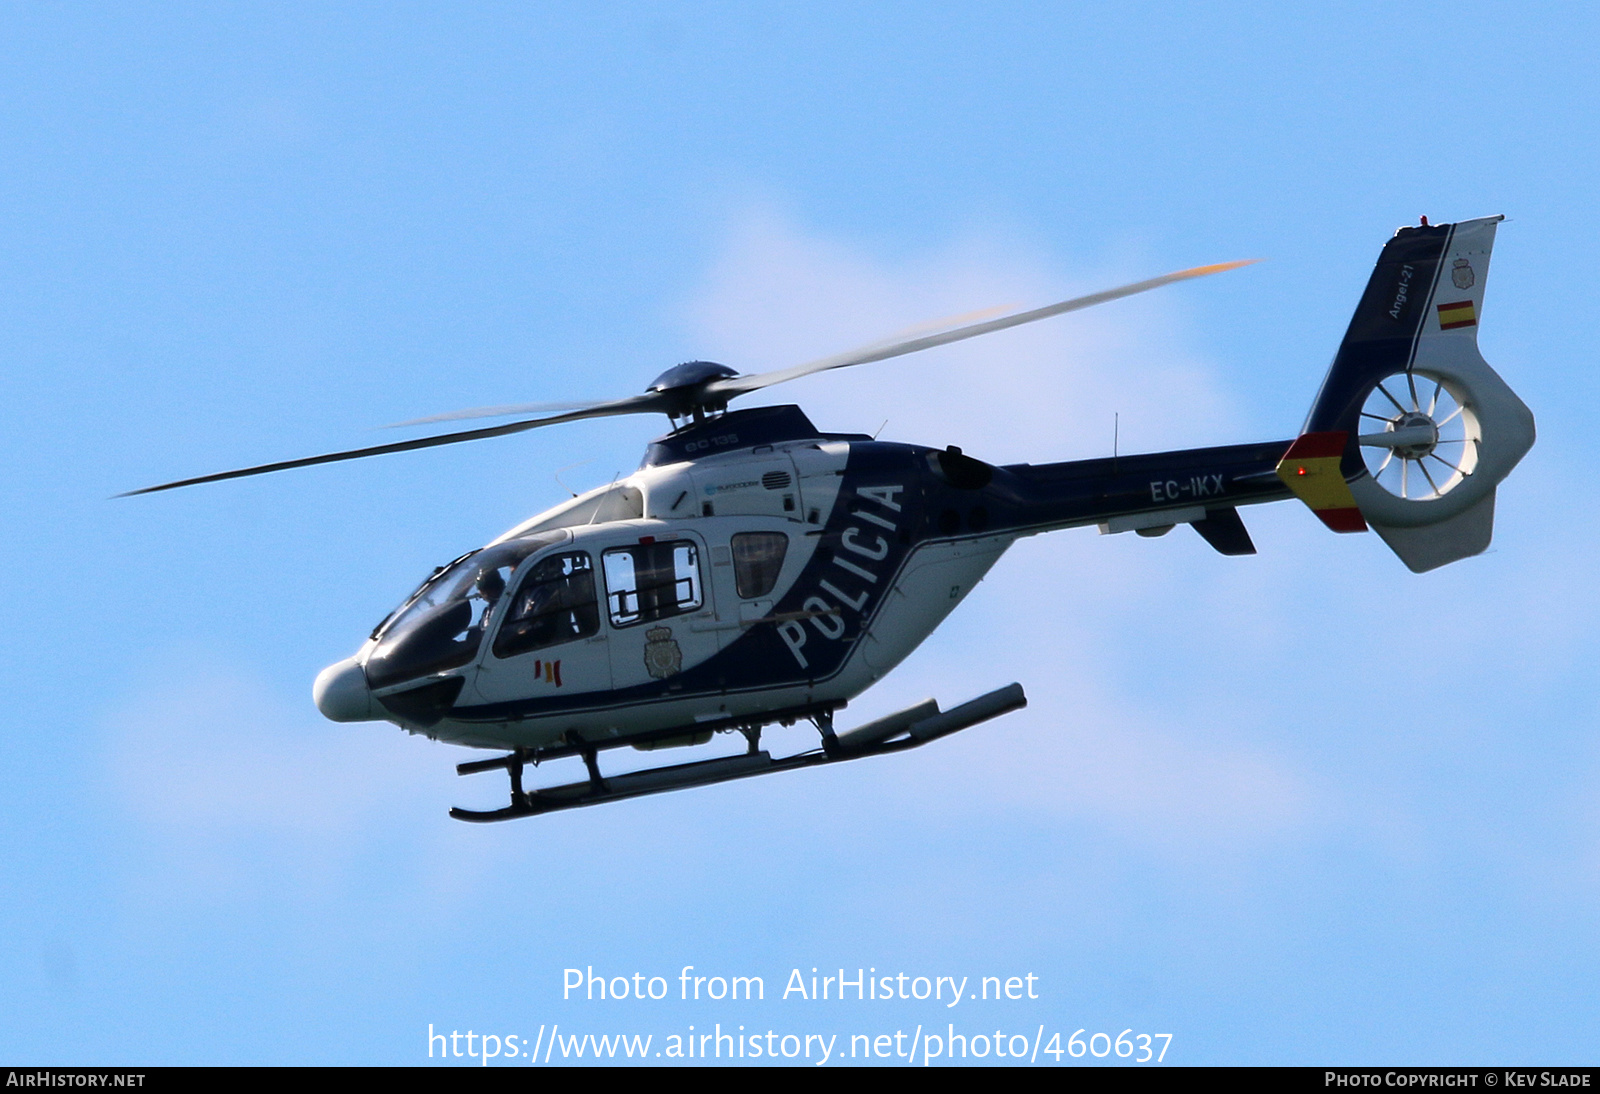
[1357,370,1479,501]
[1284,215,1534,572]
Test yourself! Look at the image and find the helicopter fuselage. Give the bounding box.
[318,403,1295,751]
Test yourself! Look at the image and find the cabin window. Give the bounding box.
[602,541,703,627]
[365,535,552,689]
[731,532,788,598]
[493,551,599,658]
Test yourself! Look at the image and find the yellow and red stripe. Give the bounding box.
[1275,432,1368,533]
[1436,300,1477,330]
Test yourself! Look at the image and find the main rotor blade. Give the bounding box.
[834,302,1018,354]
[704,260,1257,399]
[118,392,665,497]
[381,398,614,429]
[382,305,1019,430]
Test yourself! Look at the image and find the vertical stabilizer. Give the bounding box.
[1282,217,1534,572]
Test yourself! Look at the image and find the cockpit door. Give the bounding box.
[469,548,613,706]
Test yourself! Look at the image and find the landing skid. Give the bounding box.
[449,683,1027,822]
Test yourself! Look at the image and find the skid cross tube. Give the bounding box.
[452,698,845,777]
[449,683,1026,822]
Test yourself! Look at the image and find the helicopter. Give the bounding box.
[126,215,1533,822]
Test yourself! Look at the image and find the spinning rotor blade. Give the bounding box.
[118,392,665,497]
[383,305,1020,431]
[381,398,614,429]
[122,260,1253,498]
[704,260,1257,399]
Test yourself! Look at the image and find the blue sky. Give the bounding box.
[3,2,1597,1066]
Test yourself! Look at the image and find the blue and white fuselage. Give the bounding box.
[315,402,1295,750]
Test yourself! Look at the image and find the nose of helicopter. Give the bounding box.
[313,657,378,722]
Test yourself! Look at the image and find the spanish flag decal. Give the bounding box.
[1275,432,1368,533]
[1437,300,1477,330]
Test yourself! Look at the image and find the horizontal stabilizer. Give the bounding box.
[1190,507,1257,556]
[1275,432,1368,533]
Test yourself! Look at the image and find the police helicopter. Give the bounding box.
[125,215,1533,822]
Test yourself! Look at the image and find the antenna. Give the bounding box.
[553,457,596,498]
[1113,412,1119,475]
[586,472,622,526]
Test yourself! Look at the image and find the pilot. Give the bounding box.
[473,567,507,631]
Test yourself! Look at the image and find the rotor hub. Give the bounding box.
[644,360,740,421]
[1386,410,1439,459]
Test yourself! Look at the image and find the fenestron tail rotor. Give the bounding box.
[1356,370,1478,500]
[1280,215,1534,572]
[120,259,1254,497]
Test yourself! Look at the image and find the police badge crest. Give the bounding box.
[643,626,682,679]
[1451,257,1475,290]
